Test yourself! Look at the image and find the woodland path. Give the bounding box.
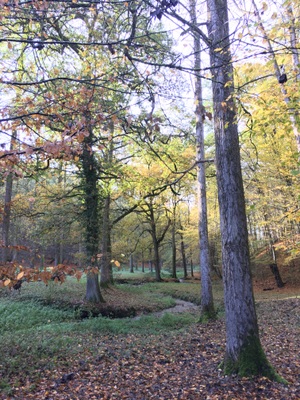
[133,298,199,320]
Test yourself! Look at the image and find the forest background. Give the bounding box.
[1,0,299,289]
[0,0,300,397]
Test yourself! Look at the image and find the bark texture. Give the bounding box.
[81,129,104,303]
[2,171,13,263]
[190,0,215,320]
[2,132,17,262]
[86,272,104,303]
[100,194,113,286]
[207,0,278,378]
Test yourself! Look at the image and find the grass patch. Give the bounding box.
[0,271,299,398]
[0,295,197,389]
[0,299,74,334]
[0,277,199,389]
[136,280,224,306]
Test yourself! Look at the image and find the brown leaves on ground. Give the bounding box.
[2,297,299,400]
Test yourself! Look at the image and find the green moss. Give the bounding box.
[223,335,287,383]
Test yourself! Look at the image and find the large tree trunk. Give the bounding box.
[81,130,104,303]
[190,0,215,320]
[207,0,278,379]
[86,272,103,303]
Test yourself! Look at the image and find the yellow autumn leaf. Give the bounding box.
[17,271,24,280]
[4,279,11,286]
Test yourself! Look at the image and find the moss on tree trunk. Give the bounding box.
[223,335,285,382]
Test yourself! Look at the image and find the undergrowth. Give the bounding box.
[0,295,196,387]
[0,278,198,388]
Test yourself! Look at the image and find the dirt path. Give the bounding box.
[133,299,199,320]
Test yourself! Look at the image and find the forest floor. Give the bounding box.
[0,254,299,399]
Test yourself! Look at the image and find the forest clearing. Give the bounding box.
[0,254,299,399]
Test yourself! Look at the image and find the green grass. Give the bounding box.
[6,279,86,307]
[0,303,197,389]
[1,268,299,397]
[114,267,182,281]
[0,299,75,334]
[0,276,201,389]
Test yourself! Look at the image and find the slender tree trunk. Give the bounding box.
[179,230,188,279]
[148,201,162,281]
[100,194,113,286]
[287,6,300,81]
[190,0,215,320]
[190,258,194,277]
[2,172,13,263]
[142,251,145,273]
[152,234,161,282]
[100,133,114,286]
[171,205,177,279]
[2,132,17,263]
[57,163,64,265]
[130,254,134,273]
[207,0,279,379]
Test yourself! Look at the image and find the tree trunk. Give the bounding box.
[2,132,17,263]
[100,134,114,286]
[130,254,134,273]
[148,201,162,281]
[86,272,104,303]
[287,6,300,81]
[2,171,13,263]
[100,194,113,286]
[81,129,104,303]
[190,0,215,320]
[269,264,285,288]
[207,0,279,379]
[142,252,145,273]
[171,210,177,279]
[152,235,161,282]
[179,230,188,279]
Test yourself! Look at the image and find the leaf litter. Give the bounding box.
[1,296,299,400]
